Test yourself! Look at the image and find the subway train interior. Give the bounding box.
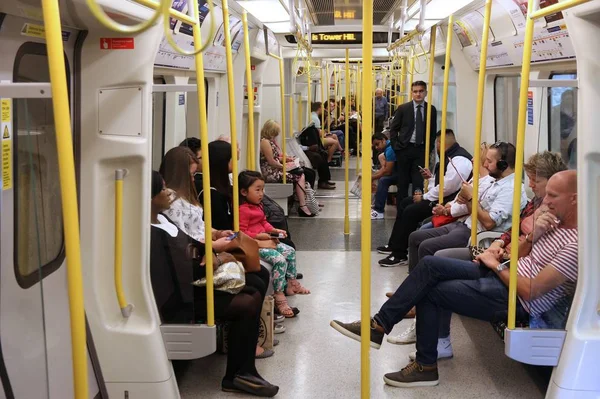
[0,0,599,397]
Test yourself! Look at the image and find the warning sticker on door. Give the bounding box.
[1,100,10,122]
[1,97,12,190]
[100,38,135,50]
[21,23,45,38]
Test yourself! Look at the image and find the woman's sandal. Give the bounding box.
[298,205,315,218]
[274,295,296,318]
[287,279,310,295]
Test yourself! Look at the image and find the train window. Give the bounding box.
[13,43,69,288]
[494,75,520,144]
[548,73,577,169]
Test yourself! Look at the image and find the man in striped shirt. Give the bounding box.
[330,170,578,388]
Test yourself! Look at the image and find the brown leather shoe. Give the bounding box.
[383,361,439,387]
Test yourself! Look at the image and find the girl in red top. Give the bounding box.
[239,171,310,317]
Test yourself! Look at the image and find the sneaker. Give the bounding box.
[377,245,392,254]
[387,320,416,344]
[330,318,384,349]
[371,209,384,220]
[379,254,408,267]
[383,361,439,387]
[274,314,285,324]
[274,324,285,334]
[408,338,454,361]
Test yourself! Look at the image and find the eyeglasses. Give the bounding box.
[490,141,507,149]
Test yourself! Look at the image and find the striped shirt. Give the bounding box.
[517,227,578,317]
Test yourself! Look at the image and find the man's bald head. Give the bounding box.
[544,170,577,225]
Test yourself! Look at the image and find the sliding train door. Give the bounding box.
[0,14,102,398]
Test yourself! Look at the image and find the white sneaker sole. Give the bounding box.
[330,321,381,349]
[379,261,407,267]
[387,336,416,345]
[383,375,439,387]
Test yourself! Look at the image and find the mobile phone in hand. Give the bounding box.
[269,231,285,239]
[226,232,239,241]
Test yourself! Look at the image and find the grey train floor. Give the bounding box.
[175,176,548,398]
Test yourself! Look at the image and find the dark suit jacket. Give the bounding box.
[388,100,437,152]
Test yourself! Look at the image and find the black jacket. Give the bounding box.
[388,100,437,152]
[433,143,473,204]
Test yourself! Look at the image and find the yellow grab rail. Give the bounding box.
[321,67,325,130]
[268,53,286,183]
[530,0,590,19]
[356,65,361,175]
[470,0,493,245]
[115,169,134,318]
[41,0,89,396]
[424,25,437,193]
[189,0,215,326]
[297,93,302,132]
[85,0,163,33]
[307,68,312,130]
[288,95,293,180]
[438,16,454,203]
[361,2,374,397]
[399,57,406,105]
[387,28,420,52]
[408,48,415,92]
[326,64,331,135]
[221,0,240,231]
[242,11,256,171]
[344,50,350,235]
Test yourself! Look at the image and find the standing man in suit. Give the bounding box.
[388,81,437,200]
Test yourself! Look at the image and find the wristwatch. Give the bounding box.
[496,262,508,272]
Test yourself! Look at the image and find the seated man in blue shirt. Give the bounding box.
[371,133,397,219]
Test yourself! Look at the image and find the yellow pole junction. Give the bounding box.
[438,16,454,203]
[297,92,302,133]
[344,49,350,235]
[221,0,240,231]
[334,65,338,122]
[530,0,590,19]
[41,0,89,396]
[307,65,312,128]
[424,25,437,193]
[242,11,255,171]
[372,74,376,133]
[470,0,493,245]
[360,1,373,397]
[191,0,215,326]
[114,170,132,318]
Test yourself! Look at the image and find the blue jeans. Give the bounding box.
[373,175,397,213]
[420,222,433,230]
[374,255,524,365]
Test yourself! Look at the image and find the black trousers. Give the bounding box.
[304,150,331,183]
[387,197,432,257]
[395,144,426,201]
[375,115,385,134]
[303,167,316,189]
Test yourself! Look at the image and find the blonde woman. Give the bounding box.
[260,120,314,217]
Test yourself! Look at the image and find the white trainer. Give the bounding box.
[371,209,384,220]
[387,320,416,345]
[409,338,454,361]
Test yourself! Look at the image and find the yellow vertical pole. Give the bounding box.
[356,65,361,174]
[334,65,338,122]
[192,0,214,325]
[221,0,240,231]
[344,49,350,235]
[360,1,373,397]
[438,16,454,203]
[307,64,312,128]
[470,0,493,245]
[40,0,88,395]
[326,64,331,135]
[409,48,415,90]
[424,26,437,193]
[399,57,406,105]
[321,67,325,130]
[242,11,255,171]
[297,92,302,132]
[508,1,535,330]
[372,74,376,133]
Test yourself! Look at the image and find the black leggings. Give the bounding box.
[196,266,271,381]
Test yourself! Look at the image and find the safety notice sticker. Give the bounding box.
[1,97,12,190]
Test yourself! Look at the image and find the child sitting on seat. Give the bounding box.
[238,170,310,318]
